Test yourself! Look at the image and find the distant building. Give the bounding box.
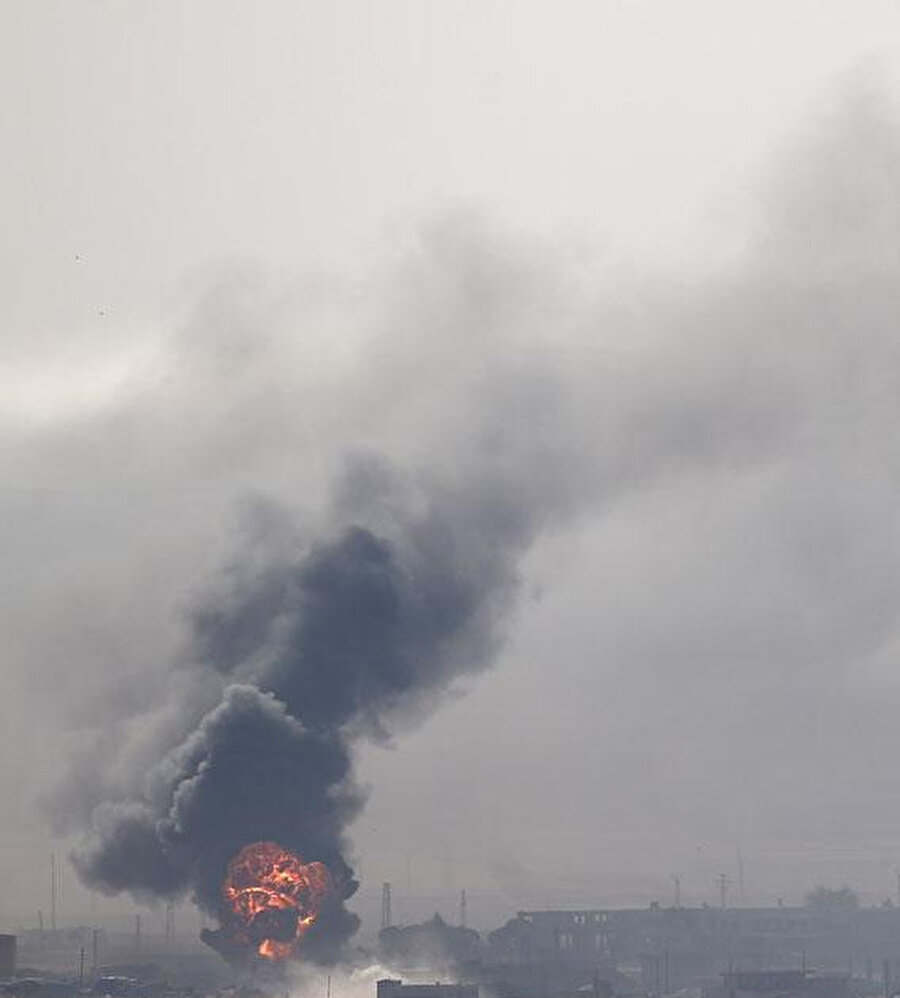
[718,970,850,998]
[488,906,900,991]
[377,980,478,998]
[0,936,15,981]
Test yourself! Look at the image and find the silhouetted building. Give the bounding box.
[0,936,14,980]
[716,970,850,998]
[377,980,478,998]
[489,905,900,990]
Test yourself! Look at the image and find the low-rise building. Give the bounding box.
[377,979,478,998]
[489,905,900,990]
[0,936,14,981]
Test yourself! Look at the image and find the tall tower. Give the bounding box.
[381,882,392,929]
[50,853,58,931]
[460,889,467,928]
[165,901,175,950]
[717,873,729,909]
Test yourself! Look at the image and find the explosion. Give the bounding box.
[222,840,332,960]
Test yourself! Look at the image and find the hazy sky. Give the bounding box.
[6,1,900,940]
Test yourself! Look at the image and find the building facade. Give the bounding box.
[489,906,900,991]
[0,935,16,980]
[377,979,479,998]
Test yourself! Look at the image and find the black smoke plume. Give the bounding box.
[43,200,804,964]
[44,209,781,965]
[62,448,553,964]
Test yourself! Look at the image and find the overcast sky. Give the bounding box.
[5,1,900,940]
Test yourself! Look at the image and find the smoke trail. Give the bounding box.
[63,421,565,964]
[50,89,883,955]
[43,214,790,962]
[28,85,900,947]
[193,464,539,736]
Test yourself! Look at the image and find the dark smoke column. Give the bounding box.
[68,465,537,966]
[73,684,363,964]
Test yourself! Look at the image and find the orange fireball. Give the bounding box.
[223,841,331,960]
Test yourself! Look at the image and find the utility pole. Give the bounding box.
[134,914,141,958]
[672,876,682,909]
[381,882,392,929]
[79,948,85,989]
[736,849,746,905]
[50,853,58,931]
[717,874,729,910]
[460,889,467,928]
[165,901,175,950]
[91,928,99,978]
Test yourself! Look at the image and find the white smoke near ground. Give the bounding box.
[286,963,477,998]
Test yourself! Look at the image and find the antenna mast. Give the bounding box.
[717,873,729,909]
[50,853,58,931]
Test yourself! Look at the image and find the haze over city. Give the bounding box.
[5,1,900,957]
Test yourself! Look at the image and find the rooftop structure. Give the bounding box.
[377,979,479,998]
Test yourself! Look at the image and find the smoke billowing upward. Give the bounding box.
[61,435,559,962]
[194,464,536,737]
[38,82,900,961]
[74,685,362,961]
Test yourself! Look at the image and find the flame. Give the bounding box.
[223,841,332,960]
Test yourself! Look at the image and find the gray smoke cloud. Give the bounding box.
[47,294,588,962]
[74,684,362,961]
[32,79,900,948]
[55,462,544,960]
[192,464,541,736]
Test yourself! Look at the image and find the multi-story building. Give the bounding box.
[488,905,900,991]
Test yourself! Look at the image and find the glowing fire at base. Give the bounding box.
[223,841,332,960]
